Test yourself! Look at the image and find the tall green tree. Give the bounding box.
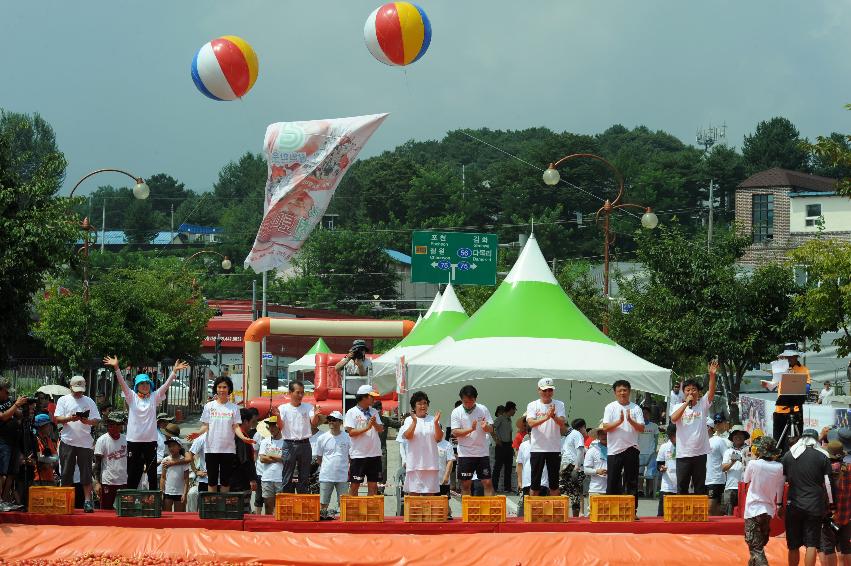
[0,111,79,370]
[742,117,810,175]
[807,105,851,196]
[123,198,164,244]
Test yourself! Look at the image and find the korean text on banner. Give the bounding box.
[245,113,389,273]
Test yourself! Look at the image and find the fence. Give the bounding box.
[1,359,64,395]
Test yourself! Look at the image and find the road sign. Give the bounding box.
[411,231,498,285]
[620,303,634,315]
[262,352,274,360]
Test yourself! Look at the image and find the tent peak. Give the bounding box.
[504,232,558,285]
[436,283,466,315]
[423,290,442,319]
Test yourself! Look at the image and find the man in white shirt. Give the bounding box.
[451,385,495,496]
[667,381,684,423]
[54,375,101,512]
[670,360,717,496]
[602,379,644,507]
[705,418,728,515]
[525,378,566,496]
[742,436,785,566]
[344,384,384,496]
[93,412,127,510]
[721,425,750,516]
[561,418,588,517]
[278,381,320,494]
[819,381,835,405]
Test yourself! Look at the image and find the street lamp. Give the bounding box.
[543,153,658,333]
[184,250,232,271]
[69,168,149,200]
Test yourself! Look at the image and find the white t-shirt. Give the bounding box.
[252,432,264,476]
[561,429,585,468]
[279,403,314,440]
[517,439,548,489]
[399,415,439,471]
[638,422,660,454]
[55,395,100,448]
[259,437,286,482]
[200,400,241,454]
[341,358,372,376]
[603,401,644,456]
[705,435,728,485]
[437,439,456,483]
[344,406,382,459]
[450,403,494,458]
[120,372,174,443]
[189,433,207,482]
[742,458,785,519]
[162,456,189,496]
[667,389,684,419]
[672,395,711,458]
[525,399,565,453]
[723,446,747,491]
[94,433,127,486]
[397,436,408,467]
[156,431,165,475]
[315,431,351,483]
[820,388,835,403]
[656,440,677,493]
[583,442,607,494]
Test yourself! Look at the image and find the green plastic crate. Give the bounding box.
[116,490,162,518]
[198,491,249,520]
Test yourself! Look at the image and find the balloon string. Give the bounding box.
[403,68,411,98]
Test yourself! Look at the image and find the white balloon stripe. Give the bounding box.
[196,43,238,101]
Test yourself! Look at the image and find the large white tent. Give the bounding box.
[372,287,467,392]
[286,337,332,374]
[403,234,671,421]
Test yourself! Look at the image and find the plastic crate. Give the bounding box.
[403,496,449,522]
[28,486,74,515]
[589,495,635,522]
[199,491,249,520]
[116,490,163,518]
[523,496,569,523]
[462,496,506,523]
[663,495,709,522]
[340,495,385,522]
[275,493,321,522]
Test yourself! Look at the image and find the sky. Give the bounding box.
[2,1,850,196]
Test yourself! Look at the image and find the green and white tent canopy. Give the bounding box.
[372,287,467,391]
[287,337,332,374]
[404,234,670,420]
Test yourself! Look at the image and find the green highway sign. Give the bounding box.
[411,230,498,285]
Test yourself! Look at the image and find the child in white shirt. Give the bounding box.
[656,424,678,517]
[160,438,189,511]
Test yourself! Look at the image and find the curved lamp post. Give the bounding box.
[543,153,658,334]
[184,250,232,272]
[69,168,149,200]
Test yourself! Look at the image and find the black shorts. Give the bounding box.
[786,505,824,549]
[530,452,560,491]
[457,456,492,481]
[205,452,237,487]
[821,520,851,555]
[707,484,724,501]
[164,493,182,501]
[349,456,383,483]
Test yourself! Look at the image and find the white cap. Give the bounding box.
[706,417,715,428]
[70,375,86,393]
[328,410,344,420]
[356,384,380,396]
[537,377,555,390]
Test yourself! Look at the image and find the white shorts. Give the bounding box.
[404,470,439,494]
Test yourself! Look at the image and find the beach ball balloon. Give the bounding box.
[191,35,259,101]
[364,2,431,66]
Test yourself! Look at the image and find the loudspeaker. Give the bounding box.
[266,375,279,391]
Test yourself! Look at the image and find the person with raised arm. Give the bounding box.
[103,355,188,491]
[399,391,444,495]
[670,360,718,496]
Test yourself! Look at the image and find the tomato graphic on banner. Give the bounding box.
[245,113,389,273]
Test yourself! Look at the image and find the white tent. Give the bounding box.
[286,337,332,374]
[372,287,467,392]
[404,234,671,422]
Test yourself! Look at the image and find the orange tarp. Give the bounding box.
[0,524,790,565]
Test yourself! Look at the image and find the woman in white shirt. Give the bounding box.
[103,355,188,492]
[188,376,254,493]
[399,391,444,495]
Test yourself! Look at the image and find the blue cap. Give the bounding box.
[34,413,52,427]
[134,374,154,392]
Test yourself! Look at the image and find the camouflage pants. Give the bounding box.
[559,465,586,509]
[744,514,771,566]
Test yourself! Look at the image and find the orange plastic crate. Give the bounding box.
[340,495,384,522]
[275,493,320,522]
[523,496,569,523]
[403,496,448,522]
[589,495,635,522]
[663,495,709,522]
[28,486,74,515]
[462,496,506,523]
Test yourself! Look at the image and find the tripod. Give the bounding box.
[774,406,804,452]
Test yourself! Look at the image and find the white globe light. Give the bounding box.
[133,181,150,200]
[641,210,659,229]
[542,167,560,186]
[221,257,232,271]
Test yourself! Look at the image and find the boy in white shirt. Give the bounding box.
[655,424,678,516]
[437,437,455,518]
[721,425,750,516]
[516,433,550,518]
[706,418,729,515]
[93,412,128,511]
[525,378,566,496]
[670,360,717,497]
[583,428,609,515]
[344,385,383,496]
[315,411,351,515]
[258,416,286,515]
[561,418,588,517]
[742,436,785,566]
[450,385,494,496]
[602,380,644,507]
[160,438,189,511]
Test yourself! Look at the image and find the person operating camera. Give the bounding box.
[335,339,372,377]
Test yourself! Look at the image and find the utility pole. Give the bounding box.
[170,203,174,244]
[462,164,466,201]
[100,200,106,253]
[696,123,726,250]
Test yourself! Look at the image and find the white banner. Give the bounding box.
[739,394,841,439]
[245,113,389,273]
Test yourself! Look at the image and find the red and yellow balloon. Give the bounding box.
[191,35,259,101]
[364,2,431,66]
